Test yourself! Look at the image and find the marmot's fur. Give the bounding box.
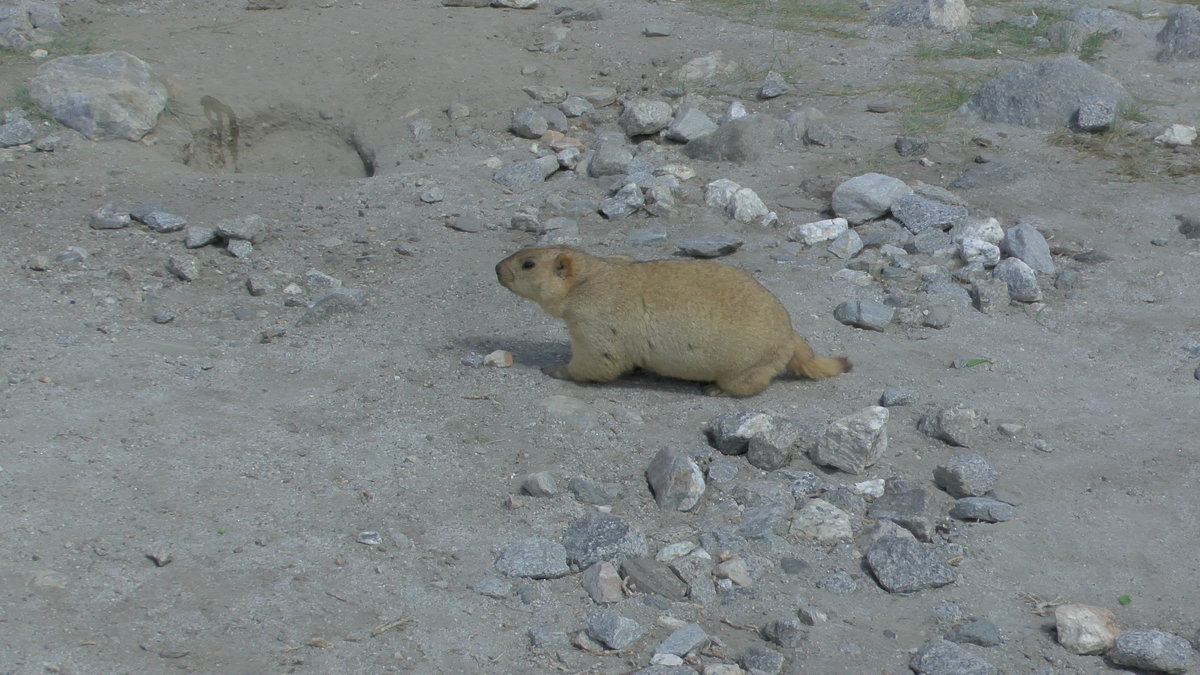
[496,246,850,397]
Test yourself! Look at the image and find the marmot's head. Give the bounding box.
[496,246,581,317]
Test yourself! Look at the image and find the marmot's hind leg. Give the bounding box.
[706,365,779,397]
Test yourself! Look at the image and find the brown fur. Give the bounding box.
[496,246,851,397]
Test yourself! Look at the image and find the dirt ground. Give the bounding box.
[1,0,1197,672]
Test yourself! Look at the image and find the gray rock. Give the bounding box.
[670,553,716,604]
[580,561,623,603]
[872,0,971,30]
[0,0,66,50]
[585,613,644,650]
[832,173,913,225]
[538,105,569,132]
[665,108,718,143]
[726,187,772,225]
[142,211,187,233]
[960,237,1001,267]
[923,306,952,329]
[934,454,997,497]
[656,623,708,657]
[1002,222,1055,274]
[992,257,1042,302]
[683,115,789,163]
[510,108,548,139]
[559,95,593,118]
[619,98,674,137]
[589,137,633,177]
[867,537,957,593]
[449,214,485,233]
[562,514,648,568]
[706,411,770,455]
[895,136,928,156]
[918,405,979,447]
[1074,95,1117,132]
[891,194,968,234]
[790,498,853,543]
[946,618,1002,647]
[643,185,675,217]
[473,577,515,599]
[494,537,570,579]
[600,182,644,220]
[809,406,889,475]
[54,246,86,263]
[950,157,1032,189]
[762,616,805,647]
[522,471,558,497]
[1157,6,1200,62]
[166,254,199,282]
[738,504,791,539]
[957,56,1127,130]
[296,288,367,326]
[740,645,785,674]
[619,558,688,601]
[950,497,1015,522]
[706,457,739,485]
[1109,629,1194,674]
[676,233,744,258]
[746,417,801,471]
[733,479,796,508]
[787,216,848,245]
[803,121,836,146]
[0,116,34,146]
[88,201,131,230]
[880,387,917,406]
[759,70,791,99]
[827,229,864,259]
[834,300,895,332]
[643,21,673,37]
[227,239,252,258]
[29,51,168,141]
[245,274,276,297]
[185,226,219,248]
[528,626,568,648]
[867,489,934,541]
[568,476,620,505]
[304,269,342,288]
[151,309,175,324]
[971,278,1010,313]
[493,156,558,191]
[626,224,668,246]
[645,447,705,511]
[910,639,997,675]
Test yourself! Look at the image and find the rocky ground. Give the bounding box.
[1,0,1198,673]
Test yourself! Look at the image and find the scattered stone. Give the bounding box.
[918,405,979,447]
[704,178,742,210]
[957,56,1127,130]
[0,113,32,147]
[683,115,789,163]
[245,274,276,297]
[166,254,199,282]
[151,309,174,324]
[1109,629,1194,674]
[495,537,570,579]
[89,201,131,229]
[739,645,785,674]
[1002,222,1055,274]
[1054,603,1119,655]
[656,623,708,657]
[761,616,804,648]
[510,108,548,139]
[643,21,673,37]
[562,515,648,568]
[809,406,889,475]
[29,51,168,141]
[1155,124,1197,147]
[1156,6,1200,62]
[971,278,1010,313]
[620,558,688,601]
[1074,95,1117,132]
[787,217,848,246]
[296,288,367,325]
[626,224,668,247]
[880,387,917,407]
[816,569,857,594]
[580,562,623,604]
[590,136,634,176]
[643,185,675,217]
[726,187,773,225]
[473,577,514,599]
[560,95,593,117]
[934,454,997,497]
[600,182,644,220]
[746,417,801,471]
[790,498,853,543]
[664,108,718,143]
[714,556,752,586]
[891,194,968,234]
[738,504,791,539]
[895,136,928,156]
[676,234,744,258]
[620,98,674,137]
[867,537,957,593]
[304,269,342,289]
[227,239,253,258]
[833,300,895,332]
[758,70,791,99]
[706,411,771,455]
[872,0,972,30]
[950,157,1032,189]
[675,50,739,83]
[522,471,558,497]
[923,306,952,329]
[960,237,1001,267]
[867,489,934,541]
[141,211,187,233]
[185,226,219,249]
[584,613,644,651]
[493,156,558,191]
[827,229,864,259]
[646,447,705,511]
[949,497,1014,522]
[803,122,836,147]
[992,257,1042,302]
[909,639,997,675]
[831,173,913,225]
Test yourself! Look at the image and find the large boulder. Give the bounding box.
[29,51,168,141]
[956,56,1127,130]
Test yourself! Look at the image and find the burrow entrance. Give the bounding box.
[175,96,375,179]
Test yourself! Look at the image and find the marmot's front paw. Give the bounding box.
[541,365,571,380]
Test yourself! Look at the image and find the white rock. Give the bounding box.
[787,217,848,246]
[1155,123,1196,147]
[950,216,1005,244]
[726,187,770,224]
[704,178,741,210]
[1054,603,1119,655]
[960,237,1001,266]
[790,498,853,543]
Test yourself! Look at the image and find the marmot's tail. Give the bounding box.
[788,334,852,379]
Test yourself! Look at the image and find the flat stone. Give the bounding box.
[1109,629,1195,674]
[585,613,644,650]
[494,537,570,579]
[946,618,1002,647]
[787,217,848,246]
[868,488,934,541]
[909,639,997,675]
[834,300,895,332]
[562,515,648,568]
[891,194,968,234]
[656,623,708,657]
[831,172,912,225]
[934,454,997,497]
[620,558,688,601]
[867,537,957,593]
[949,497,1014,522]
[676,233,744,258]
[790,498,853,543]
[580,561,623,604]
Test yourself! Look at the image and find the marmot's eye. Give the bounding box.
[522,260,536,269]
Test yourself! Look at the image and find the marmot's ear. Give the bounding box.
[554,252,575,279]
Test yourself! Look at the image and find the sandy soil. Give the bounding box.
[1,0,1197,672]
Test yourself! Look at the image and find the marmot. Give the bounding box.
[496,246,851,397]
